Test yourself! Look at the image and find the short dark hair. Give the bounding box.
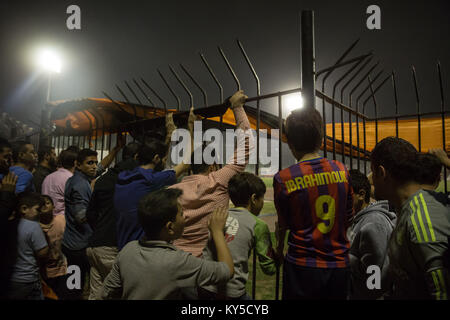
[190,144,220,174]
[138,188,183,238]
[285,108,323,154]
[66,145,80,154]
[77,148,97,164]
[58,150,78,169]
[137,137,167,165]
[415,153,442,186]
[12,141,32,163]
[370,137,418,184]
[122,142,141,160]
[349,169,371,203]
[0,136,11,153]
[17,192,45,212]
[41,194,54,206]
[38,145,54,163]
[228,172,266,207]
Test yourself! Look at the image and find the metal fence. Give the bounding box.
[46,10,448,299]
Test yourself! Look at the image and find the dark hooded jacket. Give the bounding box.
[87,158,139,248]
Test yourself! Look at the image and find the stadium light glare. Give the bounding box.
[36,49,61,73]
[285,93,303,114]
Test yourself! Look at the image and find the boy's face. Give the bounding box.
[20,144,38,169]
[251,195,265,216]
[77,156,98,177]
[169,202,185,239]
[41,197,54,215]
[22,204,40,220]
[0,146,12,173]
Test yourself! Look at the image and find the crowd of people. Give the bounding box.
[0,89,449,300]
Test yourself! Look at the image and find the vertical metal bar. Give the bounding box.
[354,70,383,171]
[199,53,223,103]
[412,66,421,152]
[133,78,155,108]
[140,78,167,111]
[236,39,261,175]
[301,10,315,110]
[57,135,61,153]
[179,64,208,107]
[218,47,240,91]
[276,94,283,301]
[391,71,399,138]
[168,64,194,108]
[125,80,143,105]
[199,52,225,158]
[319,40,361,160]
[158,69,180,111]
[116,84,138,121]
[333,56,371,163]
[437,62,447,192]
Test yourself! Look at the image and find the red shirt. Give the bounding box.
[274,157,353,268]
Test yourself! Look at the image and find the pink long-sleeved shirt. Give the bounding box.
[169,106,254,257]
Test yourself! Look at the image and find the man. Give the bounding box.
[0,141,38,194]
[169,90,253,258]
[114,111,194,250]
[62,148,98,299]
[42,149,77,216]
[0,137,13,175]
[86,142,140,300]
[347,169,396,299]
[371,137,449,300]
[33,146,57,193]
[274,107,353,300]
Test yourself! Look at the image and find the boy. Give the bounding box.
[7,192,48,300]
[114,111,194,250]
[62,148,98,299]
[169,90,253,258]
[200,172,276,300]
[274,108,353,299]
[347,169,396,299]
[39,195,68,299]
[101,188,234,300]
[0,141,38,194]
[371,137,449,300]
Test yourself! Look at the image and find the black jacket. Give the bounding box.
[0,190,18,298]
[87,159,138,248]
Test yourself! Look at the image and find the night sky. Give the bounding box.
[1,0,449,130]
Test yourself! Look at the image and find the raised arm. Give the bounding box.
[429,149,450,170]
[172,107,196,178]
[98,134,126,174]
[212,90,253,186]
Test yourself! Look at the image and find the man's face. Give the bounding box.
[20,144,38,169]
[77,156,98,177]
[0,146,12,173]
[48,148,57,168]
[170,202,185,239]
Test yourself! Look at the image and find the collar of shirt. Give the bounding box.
[138,239,177,250]
[74,169,92,182]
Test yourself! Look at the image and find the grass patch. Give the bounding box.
[245,232,288,300]
[260,200,276,215]
[261,176,273,188]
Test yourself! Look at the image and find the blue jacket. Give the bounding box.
[114,167,176,250]
[62,170,93,250]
